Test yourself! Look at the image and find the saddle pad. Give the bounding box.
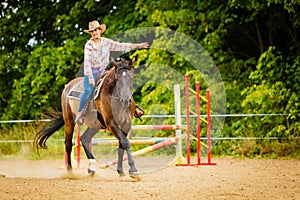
[67,80,84,100]
[67,76,106,100]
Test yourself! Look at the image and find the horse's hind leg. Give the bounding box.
[80,127,100,175]
[80,127,99,159]
[64,125,74,171]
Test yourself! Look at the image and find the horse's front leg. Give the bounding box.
[110,123,139,180]
[124,141,140,180]
[117,145,125,177]
[117,137,139,180]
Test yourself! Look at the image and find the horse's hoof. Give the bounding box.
[129,172,141,181]
[88,164,96,176]
[66,166,73,174]
[88,168,96,177]
[118,172,126,178]
[87,160,97,176]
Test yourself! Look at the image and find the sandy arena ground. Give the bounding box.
[0,158,299,200]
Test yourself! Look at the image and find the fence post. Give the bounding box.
[169,84,186,165]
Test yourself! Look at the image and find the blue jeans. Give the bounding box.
[78,73,98,112]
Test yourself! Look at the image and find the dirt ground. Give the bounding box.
[0,158,299,200]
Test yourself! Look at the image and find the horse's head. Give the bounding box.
[111,57,135,107]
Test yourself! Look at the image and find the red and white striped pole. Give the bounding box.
[100,135,186,169]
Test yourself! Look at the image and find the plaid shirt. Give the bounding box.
[84,37,135,76]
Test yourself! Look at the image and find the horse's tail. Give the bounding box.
[34,111,64,152]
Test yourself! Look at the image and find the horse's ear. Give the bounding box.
[111,57,117,67]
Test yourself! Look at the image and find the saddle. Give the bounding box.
[67,76,107,127]
[67,76,106,101]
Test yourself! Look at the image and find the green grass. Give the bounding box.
[0,122,65,160]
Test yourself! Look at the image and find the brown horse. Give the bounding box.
[34,58,140,179]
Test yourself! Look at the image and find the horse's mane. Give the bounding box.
[97,66,115,94]
[105,66,116,82]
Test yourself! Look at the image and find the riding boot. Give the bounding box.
[75,111,84,125]
[135,109,144,118]
[134,104,144,120]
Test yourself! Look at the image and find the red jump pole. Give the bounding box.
[206,89,211,163]
[77,124,81,169]
[64,152,68,168]
[205,89,216,165]
[185,74,191,165]
[196,82,201,165]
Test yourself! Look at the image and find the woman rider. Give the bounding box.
[76,20,148,124]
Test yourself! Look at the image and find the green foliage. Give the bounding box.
[0,0,299,157]
[241,47,300,138]
[2,40,83,119]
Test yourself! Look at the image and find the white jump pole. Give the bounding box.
[169,84,186,165]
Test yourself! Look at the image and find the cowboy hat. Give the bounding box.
[84,20,106,34]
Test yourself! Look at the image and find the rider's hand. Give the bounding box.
[138,42,149,49]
